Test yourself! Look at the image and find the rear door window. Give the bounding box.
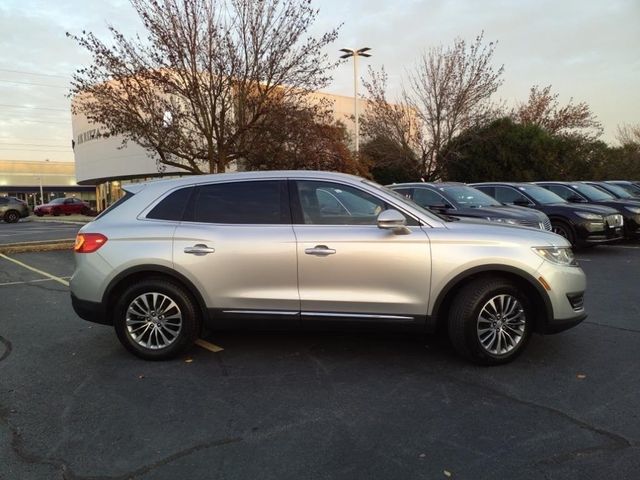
[187,180,289,224]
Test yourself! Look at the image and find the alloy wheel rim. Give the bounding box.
[552,225,569,239]
[7,212,18,222]
[126,292,182,350]
[477,294,526,355]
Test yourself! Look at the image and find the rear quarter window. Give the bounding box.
[147,187,194,221]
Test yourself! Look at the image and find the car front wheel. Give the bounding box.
[448,278,533,365]
[113,278,201,360]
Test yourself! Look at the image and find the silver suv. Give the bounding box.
[0,196,30,223]
[70,171,587,365]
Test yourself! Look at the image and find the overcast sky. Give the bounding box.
[1,0,638,162]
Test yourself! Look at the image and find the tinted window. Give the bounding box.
[545,185,580,201]
[191,181,287,224]
[392,188,413,198]
[413,188,449,208]
[494,186,530,205]
[296,180,387,225]
[50,198,65,205]
[147,187,194,221]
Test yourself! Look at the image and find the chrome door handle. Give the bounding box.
[305,245,336,256]
[184,244,215,255]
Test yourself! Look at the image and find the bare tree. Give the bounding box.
[511,85,602,139]
[68,0,340,174]
[616,123,640,146]
[361,33,503,180]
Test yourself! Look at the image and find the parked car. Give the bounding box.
[388,182,552,231]
[585,181,640,200]
[471,182,624,247]
[71,171,587,366]
[606,180,640,197]
[34,197,92,216]
[0,196,30,223]
[536,181,640,239]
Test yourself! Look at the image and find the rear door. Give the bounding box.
[291,179,431,327]
[171,179,299,326]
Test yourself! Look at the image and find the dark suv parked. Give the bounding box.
[536,181,640,239]
[472,183,624,247]
[0,196,30,223]
[389,183,552,230]
[606,181,640,197]
[585,181,640,200]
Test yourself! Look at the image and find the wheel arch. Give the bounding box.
[429,265,553,334]
[102,265,209,327]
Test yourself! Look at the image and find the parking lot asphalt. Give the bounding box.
[0,221,82,246]
[1,246,639,479]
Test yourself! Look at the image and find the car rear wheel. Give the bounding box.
[80,206,90,216]
[113,278,201,360]
[551,220,575,246]
[448,278,533,365]
[4,210,20,223]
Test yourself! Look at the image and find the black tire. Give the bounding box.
[52,208,61,216]
[113,278,201,360]
[35,212,44,217]
[80,206,90,216]
[448,277,533,366]
[4,210,20,223]
[551,220,576,246]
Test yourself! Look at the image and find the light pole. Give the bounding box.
[340,47,371,154]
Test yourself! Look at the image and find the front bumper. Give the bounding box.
[535,261,587,334]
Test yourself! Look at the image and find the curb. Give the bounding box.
[0,240,75,255]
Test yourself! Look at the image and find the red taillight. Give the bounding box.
[74,233,108,253]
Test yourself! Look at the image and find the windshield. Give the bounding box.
[518,185,567,204]
[572,183,615,201]
[439,186,501,207]
[363,180,453,222]
[49,198,66,205]
[596,183,633,198]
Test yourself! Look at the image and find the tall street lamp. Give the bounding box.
[340,47,372,154]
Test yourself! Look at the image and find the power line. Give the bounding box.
[0,148,72,152]
[0,143,70,147]
[0,103,68,112]
[0,68,69,79]
[0,79,68,89]
[1,119,70,125]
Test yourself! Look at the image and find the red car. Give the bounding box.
[35,197,92,216]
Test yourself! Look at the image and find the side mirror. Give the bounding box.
[377,209,411,235]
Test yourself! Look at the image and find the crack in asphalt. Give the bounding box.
[584,321,640,334]
[5,417,243,480]
[0,335,11,362]
[442,373,635,464]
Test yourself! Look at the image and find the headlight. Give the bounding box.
[532,246,577,266]
[574,212,603,221]
[486,217,518,225]
[624,206,640,214]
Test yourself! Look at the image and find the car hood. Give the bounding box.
[544,202,620,215]
[443,219,569,247]
[451,204,546,221]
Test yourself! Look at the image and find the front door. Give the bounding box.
[291,179,432,327]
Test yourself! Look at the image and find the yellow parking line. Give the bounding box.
[195,338,224,352]
[0,253,70,287]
